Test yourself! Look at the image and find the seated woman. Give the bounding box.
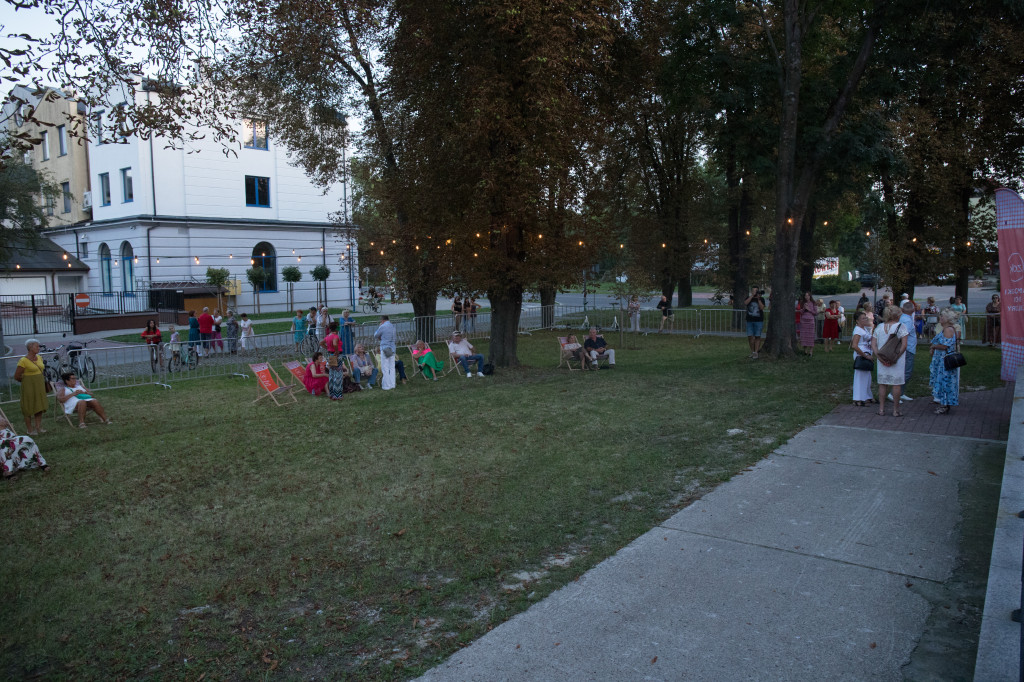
[563,334,590,369]
[0,407,47,479]
[303,352,330,396]
[412,340,445,380]
[57,372,112,428]
[349,344,379,388]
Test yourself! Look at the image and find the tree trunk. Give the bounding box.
[677,276,692,308]
[487,283,524,367]
[727,179,752,330]
[798,207,817,294]
[410,288,437,343]
[539,285,556,329]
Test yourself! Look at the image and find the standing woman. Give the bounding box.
[950,296,967,339]
[628,295,641,332]
[985,294,1001,347]
[224,310,239,354]
[187,310,201,361]
[452,296,463,332]
[872,305,909,416]
[929,309,961,414]
[291,309,307,353]
[13,339,48,435]
[339,309,356,356]
[238,313,255,353]
[822,300,841,353]
[321,321,346,400]
[799,292,818,356]
[851,311,875,406]
[212,309,224,354]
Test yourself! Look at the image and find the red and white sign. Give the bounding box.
[74,293,90,308]
[997,188,1024,381]
[813,257,839,278]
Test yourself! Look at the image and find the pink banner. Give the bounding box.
[997,188,1024,381]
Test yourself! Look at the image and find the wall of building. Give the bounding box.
[45,222,359,314]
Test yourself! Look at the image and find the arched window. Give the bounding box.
[120,241,135,294]
[99,243,112,295]
[251,242,277,292]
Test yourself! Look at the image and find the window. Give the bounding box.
[80,242,89,258]
[45,194,54,216]
[41,131,49,160]
[121,167,134,203]
[99,173,111,206]
[57,125,67,155]
[251,242,278,292]
[93,112,104,144]
[243,118,268,149]
[245,175,270,207]
[23,150,31,164]
[61,182,71,213]
[99,243,112,294]
[120,242,135,293]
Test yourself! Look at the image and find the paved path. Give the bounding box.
[418,388,1011,681]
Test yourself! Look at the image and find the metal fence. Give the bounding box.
[0,294,75,336]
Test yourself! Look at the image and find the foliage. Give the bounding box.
[204,267,230,288]
[281,265,301,283]
[0,154,58,264]
[310,265,330,282]
[809,275,860,296]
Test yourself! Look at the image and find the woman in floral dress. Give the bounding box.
[0,407,46,479]
[929,309,961,414]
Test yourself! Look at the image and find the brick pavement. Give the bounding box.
[819,381,1013,441]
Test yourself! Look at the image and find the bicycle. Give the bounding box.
[146,341,164,373]
[361,295,384,315]
[299,331,319,357]
[65,340,97,383]
[166,342,199,372]
[37,344,66,385]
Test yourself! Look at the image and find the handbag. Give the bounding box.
[854,355,874,371]
[876,326,902,365]
[327,354,339,368]
[944,341,967,371]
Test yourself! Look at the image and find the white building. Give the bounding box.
[42,82,357,313]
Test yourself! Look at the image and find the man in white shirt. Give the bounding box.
[373,315,398,390]
[448,331,486,377]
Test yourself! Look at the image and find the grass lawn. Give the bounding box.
[0,335,1004,680]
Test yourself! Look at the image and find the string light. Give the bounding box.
[787,218,793,224]
[745,231,750,235]
[474,253,478,257]
[379,250,384,255]
[62,253,68,260]
[578,241,583,246]
[415,245,420,250]
[704,239,708,244]
[392,240,396,244]
[156,258,160,264]
[537,234,542,239]
[67,262,71,268]
[865,231,871,236]
[619,244,624,248]
[114,259,119,267]
[967,241,972,246]
[133,257,138,264]
[823,221,829,226]
[476,233,480,238]
[661,243,666,248]
[912,237,917,243]
[15,264,20,269]
[229,254,233,258]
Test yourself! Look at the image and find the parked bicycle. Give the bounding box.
[37,344,66,385]
[65,340,97,383]
[299,331,319,357]
[167,341,199,372]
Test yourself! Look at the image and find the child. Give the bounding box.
[167,325,181,365]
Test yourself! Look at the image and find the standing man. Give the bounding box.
[898,300,917,402]
[744,287,766,359]
[198,307,214,355]
[374,314,398,390]
[656,294,673,333]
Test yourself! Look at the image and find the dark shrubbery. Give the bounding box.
[810,276,861,295]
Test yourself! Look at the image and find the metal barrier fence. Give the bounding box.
[0,294,75,336]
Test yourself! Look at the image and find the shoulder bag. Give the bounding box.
[876,325,903,365]
[943,339,967,371]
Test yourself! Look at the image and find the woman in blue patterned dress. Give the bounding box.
[929,309,960,415]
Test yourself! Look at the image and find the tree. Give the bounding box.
[757,0,884,357]
[245,266,267,314]
[0,153,58,263]
[311,265,331,308]
[281,265,302,311]
[205,267,230,313]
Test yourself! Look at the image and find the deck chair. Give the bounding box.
[52,381,105,426]
[408,344,444,380]
[557,337,585,371]
[282,360,306,387]
[583,335,612,369]
[443,340,467,376]
[249,363,298,406]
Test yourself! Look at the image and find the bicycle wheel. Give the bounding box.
[44,365,59,385]
[168,352,182,372]
[82,356,97,382]
[361,302,372,315]
[185,348,198,370]
[300,335,317,357]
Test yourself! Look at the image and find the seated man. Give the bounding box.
[57,371,112,428]
[349,344,379,389]
[448,331,486,378]
[583,327,616,369]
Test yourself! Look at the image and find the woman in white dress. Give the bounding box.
[238,313,255,352]
[851,311,874,406]
[872,305,909,417]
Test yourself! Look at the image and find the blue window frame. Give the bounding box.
[99,243,113,295]
[120,242,135,294]
[243,119,268,149]
[121,167,133,203]
[245,175,270,207]
[251,242,278,292]
[99,173,111,206]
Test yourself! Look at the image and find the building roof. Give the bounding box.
[5,236,89,273]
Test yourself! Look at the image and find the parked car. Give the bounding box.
[858,273,881,287]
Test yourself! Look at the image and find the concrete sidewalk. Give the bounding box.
[419,388,1010,681]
